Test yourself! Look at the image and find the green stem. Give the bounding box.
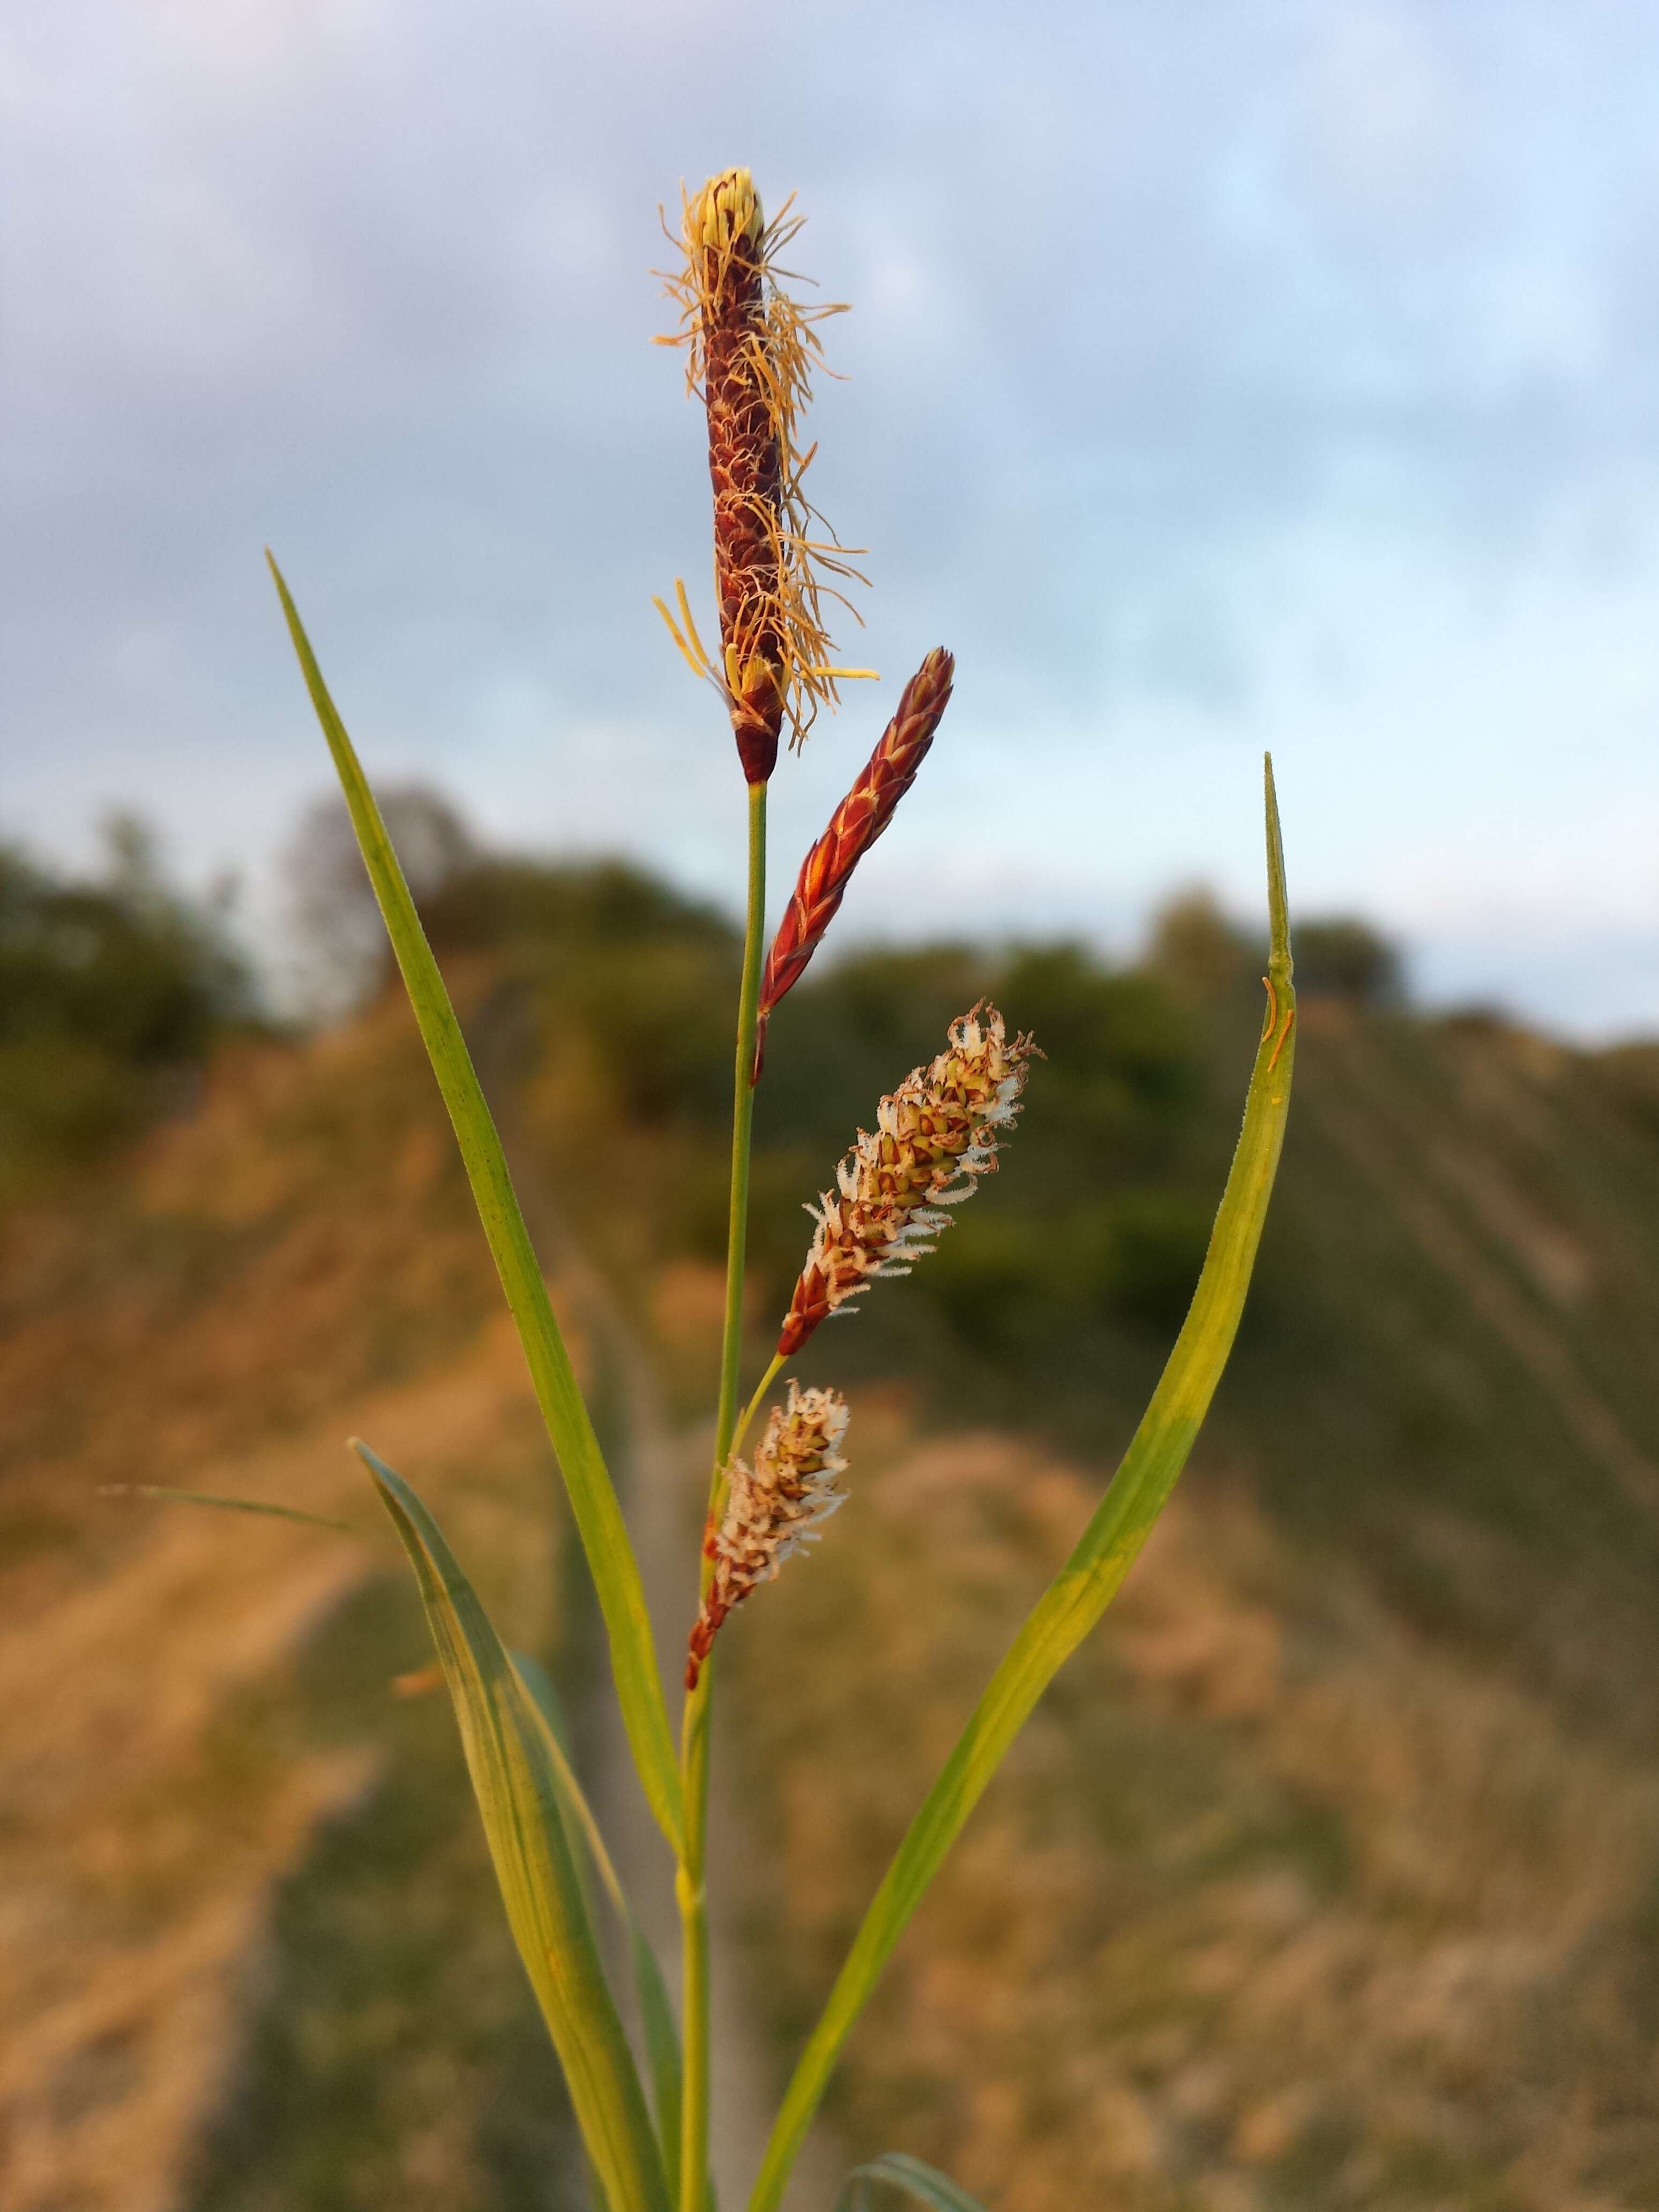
[732,1352,786,1464]
[679,776,768,2212]
[677,1691,713,2212]
[713,780,769,1485]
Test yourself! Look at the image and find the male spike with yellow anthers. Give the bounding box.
[655,167,875,781]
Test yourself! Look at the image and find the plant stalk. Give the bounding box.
[679,775,768,2212]
[731,1352,786,1466]
[744,757,1296,2212]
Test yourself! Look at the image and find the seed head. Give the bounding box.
[752,647,955,1082]
[686,1381,850,1688]
[655,168,870,782]
[778,1003,1038,1359]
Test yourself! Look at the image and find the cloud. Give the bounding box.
[5,0,1659,1029]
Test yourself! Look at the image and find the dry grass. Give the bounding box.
[10,923,1659,2210]
[723,1417,1659,2211]
[0,995,567,2212]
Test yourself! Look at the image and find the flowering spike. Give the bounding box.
[752,648,955,1081]
[778,1004,1038,1359]
[686,1383,850,1688]
[657,168,867,780]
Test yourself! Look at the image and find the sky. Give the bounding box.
[5,0,1659,1034]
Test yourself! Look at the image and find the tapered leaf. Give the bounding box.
[361,1442,668,2212]
[100,1483,363,1535]
[835,2154,990,2212]
[269,555,682,1858]
[514,1651,685,2201]
[749,758,1297,2212]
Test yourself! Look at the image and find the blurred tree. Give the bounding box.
[1294,916,1403,1006]
[282,783,478,1019]
[1145,889,1256,1005]
[0,815,252,1201]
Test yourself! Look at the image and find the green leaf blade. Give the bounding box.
[632,1920,686,2206]
[363,1443,668,2212]
[750,757,1297,2212]
[834,2154,990,2212]
[268,555,681,1858]
[100,1484,363,1536]
[513,1652,685,2201]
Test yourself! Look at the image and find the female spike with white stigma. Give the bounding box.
[654,167,876,783]
[778,1003,1039,1359]
[687,1382,850,1689]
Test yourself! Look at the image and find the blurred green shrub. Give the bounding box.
[1074,1190,1215,1329]
[0,816,252,1199]
[922,1189,1215,1349]
[1293,916,1403,1006]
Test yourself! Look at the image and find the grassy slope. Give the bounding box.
[7,895,1659,2211]
[719,995,1659,2212]
[0,985,586,2212]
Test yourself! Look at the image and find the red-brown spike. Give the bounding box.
[752,647,954,1079]
[694,173,787,780]
[657,169,869,778]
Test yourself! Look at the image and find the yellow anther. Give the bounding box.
[695,167,761,251]
[653,593,720,688]
[674,578,715,678]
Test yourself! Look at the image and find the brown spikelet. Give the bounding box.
[656,168,870,780]
[751,648,955,1082]
[686,1382,849,1688]
[778,1004,1038,1360]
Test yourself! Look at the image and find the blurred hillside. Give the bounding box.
[4,823,1659,2211]
[0,820,254,1206]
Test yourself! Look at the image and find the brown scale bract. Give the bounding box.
[751,647,955,1081]
[686,1382,849,1688]
[778,1004,1038,1359]
[657,168,865,781]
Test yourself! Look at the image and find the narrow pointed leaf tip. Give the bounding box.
[268,556,682,1859]
[358,1441,669,2212]
[1264,751,1291,973]
[99,1484,362,1537]
[834,2154,991,2211]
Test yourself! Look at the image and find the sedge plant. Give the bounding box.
[260,167,1297,2212]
